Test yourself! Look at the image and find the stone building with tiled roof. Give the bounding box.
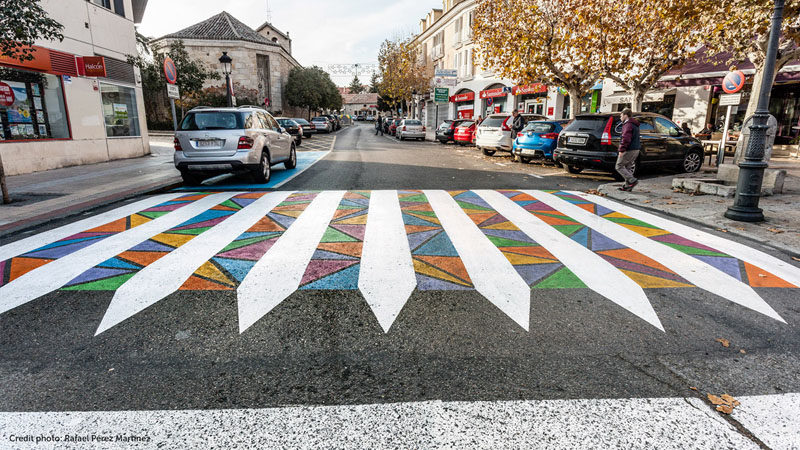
[342,93,380,119]
[151,11,302,116]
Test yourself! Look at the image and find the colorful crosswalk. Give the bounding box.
[1,190,798,335]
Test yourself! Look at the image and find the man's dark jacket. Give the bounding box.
[619,118,641,153]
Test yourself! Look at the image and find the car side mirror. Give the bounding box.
[279,127,286,134]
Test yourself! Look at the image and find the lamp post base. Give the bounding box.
[724,205,764,222]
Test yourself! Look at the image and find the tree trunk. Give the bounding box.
[568,88,581,119]
[0,153,10,205]
[631,88,645,112]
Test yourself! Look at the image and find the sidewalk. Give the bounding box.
[597,158,800,255]
[0,138,180,238]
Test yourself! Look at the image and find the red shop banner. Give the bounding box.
[512,83,547,96]
[77,56,107,77]
[450,91,475,103]
[479,87,508,99]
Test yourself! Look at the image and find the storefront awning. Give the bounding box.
[603,88,677,104]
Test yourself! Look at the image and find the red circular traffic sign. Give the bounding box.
[163,57,178,84]
[0,82,15,107]
[722,70,746,94]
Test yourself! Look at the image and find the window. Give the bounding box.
[466,11,474,39]
[0,66,70,141]
[90,0,125,17]
[91,0,110,8]
[100,83,140,137]
[180,111,243,131]
[638,118,656,133]
[654,117,680,135]
[454,18,462,44]
[260,112,280,131]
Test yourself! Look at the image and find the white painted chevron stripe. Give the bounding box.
[359,190,416,333]
[0,193,236,316]
[0,193,182,262]
[568,191,800,289]
[95,191,294,335]
[425,190,531,330]
[477,190,663,331]
[237,190,345,333]
[530,190,785,323]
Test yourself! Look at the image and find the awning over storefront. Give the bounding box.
[512,83,547,95]
[450,91,474,103]
[603,88,677,105]
[657,46,800,87]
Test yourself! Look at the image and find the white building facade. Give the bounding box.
[0,0,150,175]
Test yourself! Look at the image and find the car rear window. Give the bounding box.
[564,116,611,132]
[312,117,327,121]
[277,119,294,126]
[405,120,422,125]
[439,121,452,129]
[293,119,309,125]
[458,121,475,128]
[180,112,243,131]
[523,122,555,133]
[480,116,508,127]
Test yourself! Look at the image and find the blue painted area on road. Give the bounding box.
[173,150,330,191]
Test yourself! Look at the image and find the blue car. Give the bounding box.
[512,120,570,163]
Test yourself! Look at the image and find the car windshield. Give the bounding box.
[480,116,507,127]
[523,122,556,133]
[404,120,422,125]
[180,111,243,131]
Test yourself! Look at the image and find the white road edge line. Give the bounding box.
[0,193,182,262]
[359,190,416,333]
[236,190,345,333]
[569,191,800,288]
[95,191,294,335]
[477,190,663,331]
[424,190,531,330]
[530,190,785,323]
[0,193,236,317]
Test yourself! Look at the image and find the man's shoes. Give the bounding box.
[628,178,639,190]
[617,179,639,192]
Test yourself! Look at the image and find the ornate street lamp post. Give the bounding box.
[219,52,233,108]
[725,0,785,222]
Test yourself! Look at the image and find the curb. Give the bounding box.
[597,182,800,258]
[0,178,182,240]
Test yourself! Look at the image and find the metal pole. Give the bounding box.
[170,98,178,131]
[717,104,732,165]
[725,0,784,222]
[225,73,233,107]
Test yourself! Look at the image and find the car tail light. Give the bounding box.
[402,126,407,131]
[450,123,456,130]
[298,126,303,134]
[501,116,511,131]
[173,137,182,151]
[541,132,559,140]
[238,136,254,149]
[422,126,426,132]
[601,116,614,145]
[517,132,524,137]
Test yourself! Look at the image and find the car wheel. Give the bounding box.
[284,144,297,170]
[252,151,271,183]
[521,157,531,164]
[482,148,496,156]
[566,165,583,174]
[180,170,201,186]
[682,150,702,173]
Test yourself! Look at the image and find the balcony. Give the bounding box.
[431,45,444,61]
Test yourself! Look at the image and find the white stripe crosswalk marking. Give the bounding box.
[477,190,664,331]
[0,193,235,316]
[359,190,416,333]
[0,193,182,262]
[424,190,531,330]
[530,190,785,323]
[237,190,345,333]
[568,191,800,289]
[94,191,294,335]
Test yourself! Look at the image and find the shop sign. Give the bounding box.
[479,87,508,99]
[719,93,742,106]
[78,56,107,77]
[0,82,15,107]
[450,91,475,103]
[512,83,547,95]
[0,45,52,72]
[434,69,457,87]
[434,87,449,103]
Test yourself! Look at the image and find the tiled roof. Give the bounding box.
[343,93,379,104]
[161,11,278,46]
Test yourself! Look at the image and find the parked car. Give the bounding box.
[356,115,365,121]
[475,113,547,156]
[276,117,303,146]
[553,112,704,177]
[311,116,332,133]
[396,119,425,141]
[383,117,393,134]
[512,120,570,163]
[292,118,315,137]
[389,118,403,136]
[322,114,341,130]
[174,106,296,185]
[436,119,469,144]
[453,120,477,146]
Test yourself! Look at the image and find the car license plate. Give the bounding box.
[567,136,587,145]
[196,139,223,148]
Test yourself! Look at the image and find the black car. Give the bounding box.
[553,112,704,178]
[292,118,315,138]
[276,117,303,146]
[435,119,469,144]
[321,114,341,130]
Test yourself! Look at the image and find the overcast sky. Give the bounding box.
[137,0,435,86]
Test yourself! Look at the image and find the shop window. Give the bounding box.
[0,66,70,141]
[100,82,140,137]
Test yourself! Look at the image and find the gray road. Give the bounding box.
[0,124,798,448]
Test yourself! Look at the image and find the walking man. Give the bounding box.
[375,114,384,136]
[510,109,524,140]
[616,108,641,191]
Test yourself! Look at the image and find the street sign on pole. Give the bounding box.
[163,57,179,131]
[716,92,744,165]
[163,57,178,85]
[719,93,742,106]
[166,84,180,99]
[434,87,449,103]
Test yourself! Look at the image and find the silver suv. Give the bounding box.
[173,106,296,185]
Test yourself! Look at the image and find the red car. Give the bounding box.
[453,120,476,145]
[389,119,402,136]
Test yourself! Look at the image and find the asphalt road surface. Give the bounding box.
[1,124,798,449]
